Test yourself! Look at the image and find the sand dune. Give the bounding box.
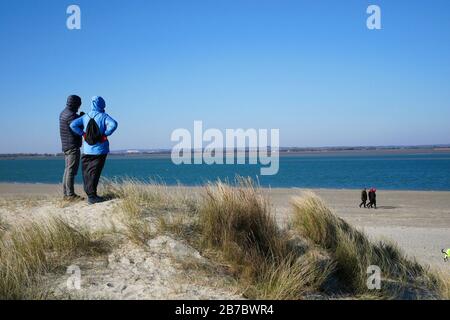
[0,183,449,299]
[0,195,240,300]
[1,183,449,272]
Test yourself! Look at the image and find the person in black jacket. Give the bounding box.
[371,188,377,209]
[59,95,84,200]
[359,188,368,208]
[367,188,377,209]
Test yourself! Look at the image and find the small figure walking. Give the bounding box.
[359,188,368,208]
[367,188,377,209]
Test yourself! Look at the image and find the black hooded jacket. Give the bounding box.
[59,95,82,152]
[361,190,368,201]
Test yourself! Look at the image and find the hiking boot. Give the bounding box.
[64,194,84,201]
[96,196,107,202]
[87,196,105,205]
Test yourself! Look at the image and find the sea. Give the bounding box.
[1,152,450,191]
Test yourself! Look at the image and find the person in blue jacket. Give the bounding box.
[70,96,118,204]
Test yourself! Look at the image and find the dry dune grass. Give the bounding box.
[102,178,198,214]
[252,251,335,299]
[198,178,334,299]
[291,192,449,299]
[0,218,108,299]
[439,275,450,299]
[0,196,48,212]
[102,178,198,244]
[0,215,6,234]
[106,178,333,299]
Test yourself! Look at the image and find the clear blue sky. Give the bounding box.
[0,0,449,153]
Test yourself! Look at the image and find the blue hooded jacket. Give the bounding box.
[70,96,118,155]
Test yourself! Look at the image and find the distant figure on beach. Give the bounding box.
[70,96,118,205]
[359,188,368,208]
[442,249,450,262]
[367,188,377,209]
[59,95,84,201]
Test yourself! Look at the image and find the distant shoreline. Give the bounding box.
[1,146,450,160]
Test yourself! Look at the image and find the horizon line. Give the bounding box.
[1,144,450,156]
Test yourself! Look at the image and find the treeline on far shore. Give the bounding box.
[0,153,59,159]
[1,145,450,159]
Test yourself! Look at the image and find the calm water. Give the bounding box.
[1,153,450,191]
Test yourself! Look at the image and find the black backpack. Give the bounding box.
[85,114,103,145]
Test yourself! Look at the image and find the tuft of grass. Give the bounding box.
[198,178,332,299]
[122,215,153,245]
[157,214,192,239]
[0,215,6,236]
[291,192,449,299]
[0,217,106,300]
[435,272,450,299]
[199,178,288,271]
[102,178,198,215]
[0,197,48,213]
[103,179,199,245]
[252,251,335,299]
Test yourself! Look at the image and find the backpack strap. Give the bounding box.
[86,112,105,134]
[86,112,100,121]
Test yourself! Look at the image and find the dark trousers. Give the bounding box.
[359,200,367,208]
[63,148,80,196]
[82,154,107,198]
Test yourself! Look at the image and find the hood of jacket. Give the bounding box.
[91,96,106,113]
[66,95,82,112]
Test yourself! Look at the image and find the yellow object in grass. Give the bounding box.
[442,249,450,262]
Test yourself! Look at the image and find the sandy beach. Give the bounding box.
[270,188,450,274]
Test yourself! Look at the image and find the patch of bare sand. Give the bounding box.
[0,196,240,300]
[46,238,240,300]
[0,197,122,233]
